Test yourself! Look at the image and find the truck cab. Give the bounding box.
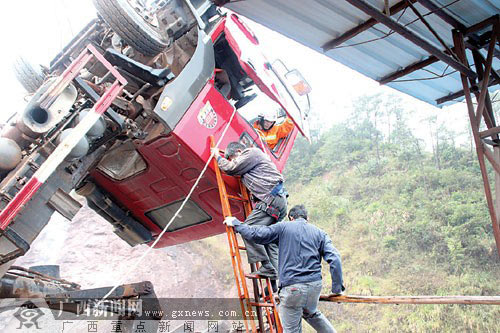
[0,0,311,277]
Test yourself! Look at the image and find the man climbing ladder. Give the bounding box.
[211,137,283,332]
[211,142,288,283]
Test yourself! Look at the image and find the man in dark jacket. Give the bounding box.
[212,142,287,280]
[224,204,344,333]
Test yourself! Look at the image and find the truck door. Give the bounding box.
[223,12,311,140]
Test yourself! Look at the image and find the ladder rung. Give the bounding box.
[211,136,281,332]
[227,194,249,202]
[250,302,275,308]
[245,274,270,279]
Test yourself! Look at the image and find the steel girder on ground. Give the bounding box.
[320,294,500,305]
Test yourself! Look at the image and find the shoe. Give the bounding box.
[235,94,257,109]
[270,279,278,293]
[260,279,278,297]
[254,261,278,279]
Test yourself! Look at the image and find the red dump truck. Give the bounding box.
[0,0,310,280]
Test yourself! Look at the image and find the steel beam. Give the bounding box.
[331,2,496,86]
[0,272,78,299]
[474,21,499,127]
[480,126,500,139]
[472,29,500,60]
[469,72,496,131]
[344,0,477,79]
[320,294,500,305]
[452,29,500,258]
[472,49,497,130]
[481,96,496,132]
[322,0,416,51]
[471,48,500,84]
[495,147,500,260]
[407,1,457,60]
[484,147,500,176]
[415,0,466,31]
[381,37,499,86]
[435,78,498,105]
[379,55,438,85]
[466,15,499,36]
[416,2,499,58]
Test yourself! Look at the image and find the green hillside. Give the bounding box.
[283,93,500,332]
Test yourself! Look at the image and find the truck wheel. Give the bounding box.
[13,57,46,93]
[93,0,169,56]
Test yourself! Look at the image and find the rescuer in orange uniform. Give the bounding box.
[253,109,294,150]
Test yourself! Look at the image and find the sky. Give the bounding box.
[0,0,474,149]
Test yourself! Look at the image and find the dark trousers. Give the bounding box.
[243,194,287,270]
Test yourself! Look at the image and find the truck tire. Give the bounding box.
[13,57,46,93]
[93,0,169,56]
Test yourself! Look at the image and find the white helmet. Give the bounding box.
[259,108,278,122]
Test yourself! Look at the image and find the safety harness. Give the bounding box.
[255,181,287,220]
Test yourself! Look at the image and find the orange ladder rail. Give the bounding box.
[210,136,282,333]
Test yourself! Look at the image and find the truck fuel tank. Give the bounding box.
[0,137,22,172]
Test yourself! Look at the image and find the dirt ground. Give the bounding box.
[0,202,244,332]
[15,203,231,298]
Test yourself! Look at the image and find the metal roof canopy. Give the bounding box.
[217,0,500,258]
[222,0,499,107]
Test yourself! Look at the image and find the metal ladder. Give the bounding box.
[211,137,282,333]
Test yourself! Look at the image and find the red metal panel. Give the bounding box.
[210,17,226,42]
[91,83,244,247]
[92,81,297,247]
[0,179,43,230]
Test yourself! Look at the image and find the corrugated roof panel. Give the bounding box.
[226,0,499,107]
[446,0,499,26]
[397,4,455,46]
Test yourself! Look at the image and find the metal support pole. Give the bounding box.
[471,47,500,84]
[495,147,500,250]
[249,263,265,332]
[344,0,477,79]
[452,29,500,258]
[483,147,500,175]
[474,20,499,127]
[472,49,497,131]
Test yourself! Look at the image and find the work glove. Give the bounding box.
[211,147,220,157]
[331,284,345,296]
[224,216,241,227]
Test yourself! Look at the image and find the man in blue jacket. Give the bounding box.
[224,204,344,333]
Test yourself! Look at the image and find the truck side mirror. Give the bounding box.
[285,69,311,96]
